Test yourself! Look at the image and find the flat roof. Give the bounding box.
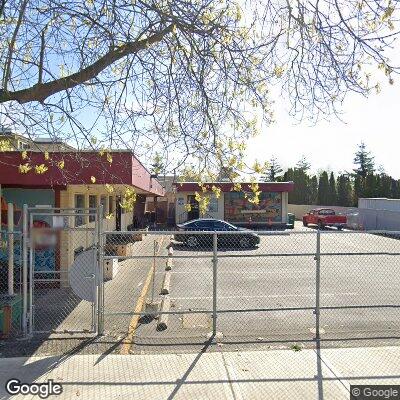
[0,151,164,196]
[173,181,294,192]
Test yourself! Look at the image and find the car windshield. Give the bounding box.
[193,220,215,229]
[318,209,335,215]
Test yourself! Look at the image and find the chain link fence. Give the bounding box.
[0,229,23,337]
[3,207,400,354]
[100,228,400,353]
[9,207,100,338]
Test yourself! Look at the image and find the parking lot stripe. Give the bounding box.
[120,237,164,355]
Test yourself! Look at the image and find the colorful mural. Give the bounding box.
[1,189,56,272]
[224,192,282,223]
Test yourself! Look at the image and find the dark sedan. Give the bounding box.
[175,218,260,248]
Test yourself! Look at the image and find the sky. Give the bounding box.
[246,80,400,179]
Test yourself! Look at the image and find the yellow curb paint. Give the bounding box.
[120,236,164,355]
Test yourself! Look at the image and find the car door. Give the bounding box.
[308,210,316,225]
[213,220,235,247]
[193,220,214,246]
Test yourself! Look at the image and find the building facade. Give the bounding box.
[174,182,294,228]
[0,149,164,276]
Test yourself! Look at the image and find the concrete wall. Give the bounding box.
[348,208,400,231]
[288,204,356,220]
[359,198,400,212]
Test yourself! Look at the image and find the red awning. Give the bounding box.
[0,151,164,196]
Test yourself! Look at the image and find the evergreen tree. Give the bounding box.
[353,174,364,205]
[317,171,330,205]
[284,168,295,203]
[353,142,375,178]
[328,172,337,205]
[337,175,353,206]
[364,173,377,198]
[391,179,400,198]
[294,168,310,204]
[150,152,164,175]
[284,167,310,204]
[309,175,319,205]
[296,156,311,172]
[264,156,283,182]
[380,174,392,198]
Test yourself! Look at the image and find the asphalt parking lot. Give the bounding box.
[133,227,400,353]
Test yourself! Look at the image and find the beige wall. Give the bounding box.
[281,192,288,223]
[288,204,356,220]
[175,191,225,224]
[58,184,134,281]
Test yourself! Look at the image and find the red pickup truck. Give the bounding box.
[303,208,347,230]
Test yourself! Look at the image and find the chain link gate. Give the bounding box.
[24,206,102,335]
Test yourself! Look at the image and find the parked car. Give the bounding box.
[302,208,347,230]
[175,219,260,248]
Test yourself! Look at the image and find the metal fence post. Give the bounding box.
[22,204,28,337]
[151,239,156,303]
[212,232,218,336]
[92,208,99,333]
[315,229,321,340]
[28,213,34,335]
[97,204,105,335]
[7,203,14,296]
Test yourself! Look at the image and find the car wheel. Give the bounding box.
[303,219,308,227]
[317,221,324,230]
[337,226,343,231]
[186,236,198,248]
[239,237,251,248]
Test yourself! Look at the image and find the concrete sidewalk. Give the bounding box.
[1,345,400,399]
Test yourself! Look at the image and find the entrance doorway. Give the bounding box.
[187,195,199,221]
[115,196,121,231]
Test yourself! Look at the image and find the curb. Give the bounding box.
[165,258,173,271]
[157,296,171,331]
[160,270,171,295]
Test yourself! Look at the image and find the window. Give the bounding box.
[208,194,219,213]
[194,220,214,230]
[318,209,335,216]
[108,196,114,214]
[89,195,97,222]
[18,141,30,150]
[75,194,85,226]
[214,221,236,231]
[100,196,107,217]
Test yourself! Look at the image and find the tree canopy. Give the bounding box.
[353,142,375,178]
[263,155,283,182]
[1,0,399,176]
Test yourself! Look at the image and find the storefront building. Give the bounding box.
[0,150,164,275]
[174,182,294,228]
